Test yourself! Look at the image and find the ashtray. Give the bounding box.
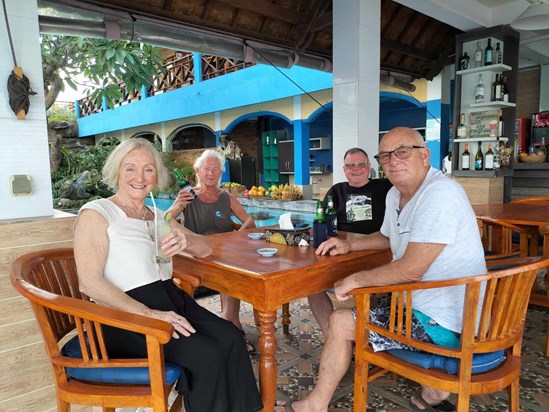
[257,247,277,257]
[247,232,264,240]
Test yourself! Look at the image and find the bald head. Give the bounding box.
[377,127,430,196]
[381,127,424,148]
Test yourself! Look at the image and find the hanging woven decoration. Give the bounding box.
[3,0,36,120]
[7,68,36,119]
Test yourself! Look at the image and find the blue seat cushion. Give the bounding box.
[387,349,505,375]
[61,335,182,385]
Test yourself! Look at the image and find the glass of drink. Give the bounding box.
[154,216,172,263]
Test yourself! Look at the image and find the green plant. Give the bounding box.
[52,137,119,207]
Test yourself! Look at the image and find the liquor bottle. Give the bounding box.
[312,200,327,248]
[173,168,196,199]
[325,195,337,236]
[493,138,501,170]
[485,144,494,170]
[494,42,503,64]
[460,52,470,70]
[462,144,470,171]
[498,110,504,137]
[474,40,483,68]
[475,74,485,103]
[475,142,484,171]
[491,74,502,102]
[501,76,509,102]
[457,113,468,138]
[484,38,493,65]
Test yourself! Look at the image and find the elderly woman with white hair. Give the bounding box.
[169,148,257,353]
[74,138,262,412]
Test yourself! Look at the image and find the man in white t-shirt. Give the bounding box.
[275,127,485,412]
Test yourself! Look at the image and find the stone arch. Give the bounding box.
[168,123,216,151]
[130,131,161,147]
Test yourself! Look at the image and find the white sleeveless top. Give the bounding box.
[80,199,173,292]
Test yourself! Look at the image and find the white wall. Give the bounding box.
[0,0,53,220]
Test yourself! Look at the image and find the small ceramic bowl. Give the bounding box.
[257,247,277,257]
[247,232,264,240]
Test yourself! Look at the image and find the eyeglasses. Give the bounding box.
[374,146,424,165]
[343,161,369,170]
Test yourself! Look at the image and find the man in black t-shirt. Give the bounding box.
[309,148,392,334]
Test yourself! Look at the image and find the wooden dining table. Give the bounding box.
[473,203,549,256]
[172,228,391,412]
[473,202,549,309]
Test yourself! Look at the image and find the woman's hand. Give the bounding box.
[162,228,189,257]
[315,237,351,256]
[168,189,196,216]
[149,309,196,338]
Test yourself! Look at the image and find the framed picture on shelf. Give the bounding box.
[469,110,499,138]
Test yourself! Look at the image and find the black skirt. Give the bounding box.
[102,279,263,412]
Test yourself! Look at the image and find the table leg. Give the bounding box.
[281,303,291,334]
[257,310,277,412]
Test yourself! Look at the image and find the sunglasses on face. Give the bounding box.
[374,146,424,165]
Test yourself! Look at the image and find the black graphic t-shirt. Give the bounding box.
[323,179,392,235]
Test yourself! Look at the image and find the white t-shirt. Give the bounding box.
[79,199,173,292]
[380,167,486,332]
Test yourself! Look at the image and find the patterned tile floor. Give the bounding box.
[196,292,549,412]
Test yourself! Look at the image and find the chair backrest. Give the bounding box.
[477,216,529,258]
[510,195,549,205]
[354,256,548,357]
[10,248,175,411]
[351,256,549,412]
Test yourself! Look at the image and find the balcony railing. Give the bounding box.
[78,53,254,117]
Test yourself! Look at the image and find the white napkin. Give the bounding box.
[278,212,294,229]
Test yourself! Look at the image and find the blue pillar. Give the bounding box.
[101,95,108,112]
[425,99,442,168]
[193,53,202,84]
[141,85,148,99]
[293,120,310,185]
[74,100,80,118]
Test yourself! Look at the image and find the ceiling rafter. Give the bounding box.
[214,0,304,25]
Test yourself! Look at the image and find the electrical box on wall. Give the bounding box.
[9,174,32,196]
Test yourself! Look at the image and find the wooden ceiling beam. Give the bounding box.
[381,38,437,61]
[214,0,304,25]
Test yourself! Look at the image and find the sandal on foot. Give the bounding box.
[241,330,257,355]
[409,391,455,412]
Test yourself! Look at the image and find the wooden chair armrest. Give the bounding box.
[22,281,173,343]
[172,274,201,297]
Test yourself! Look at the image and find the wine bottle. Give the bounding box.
[484,38,493,65]
[475,142,484,171]
[494,42,502,64]
[493,138,501,170]
[498,110,504,137]
[475,74,485,103]
[462,144,470,171]
[325,195,337,236]
[457,113,468,138]
[501,76,509,102]
[474,40,483,68]
[460,52,470,70]
[485,144,494,170]
[492,74,502,102]
[312,200,327,247]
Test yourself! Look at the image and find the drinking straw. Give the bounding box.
[149,192,158,244]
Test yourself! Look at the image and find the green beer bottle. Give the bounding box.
[325,195,337,236]
[313,200,327,247]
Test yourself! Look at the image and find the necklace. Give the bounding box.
[113,197,150,220]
